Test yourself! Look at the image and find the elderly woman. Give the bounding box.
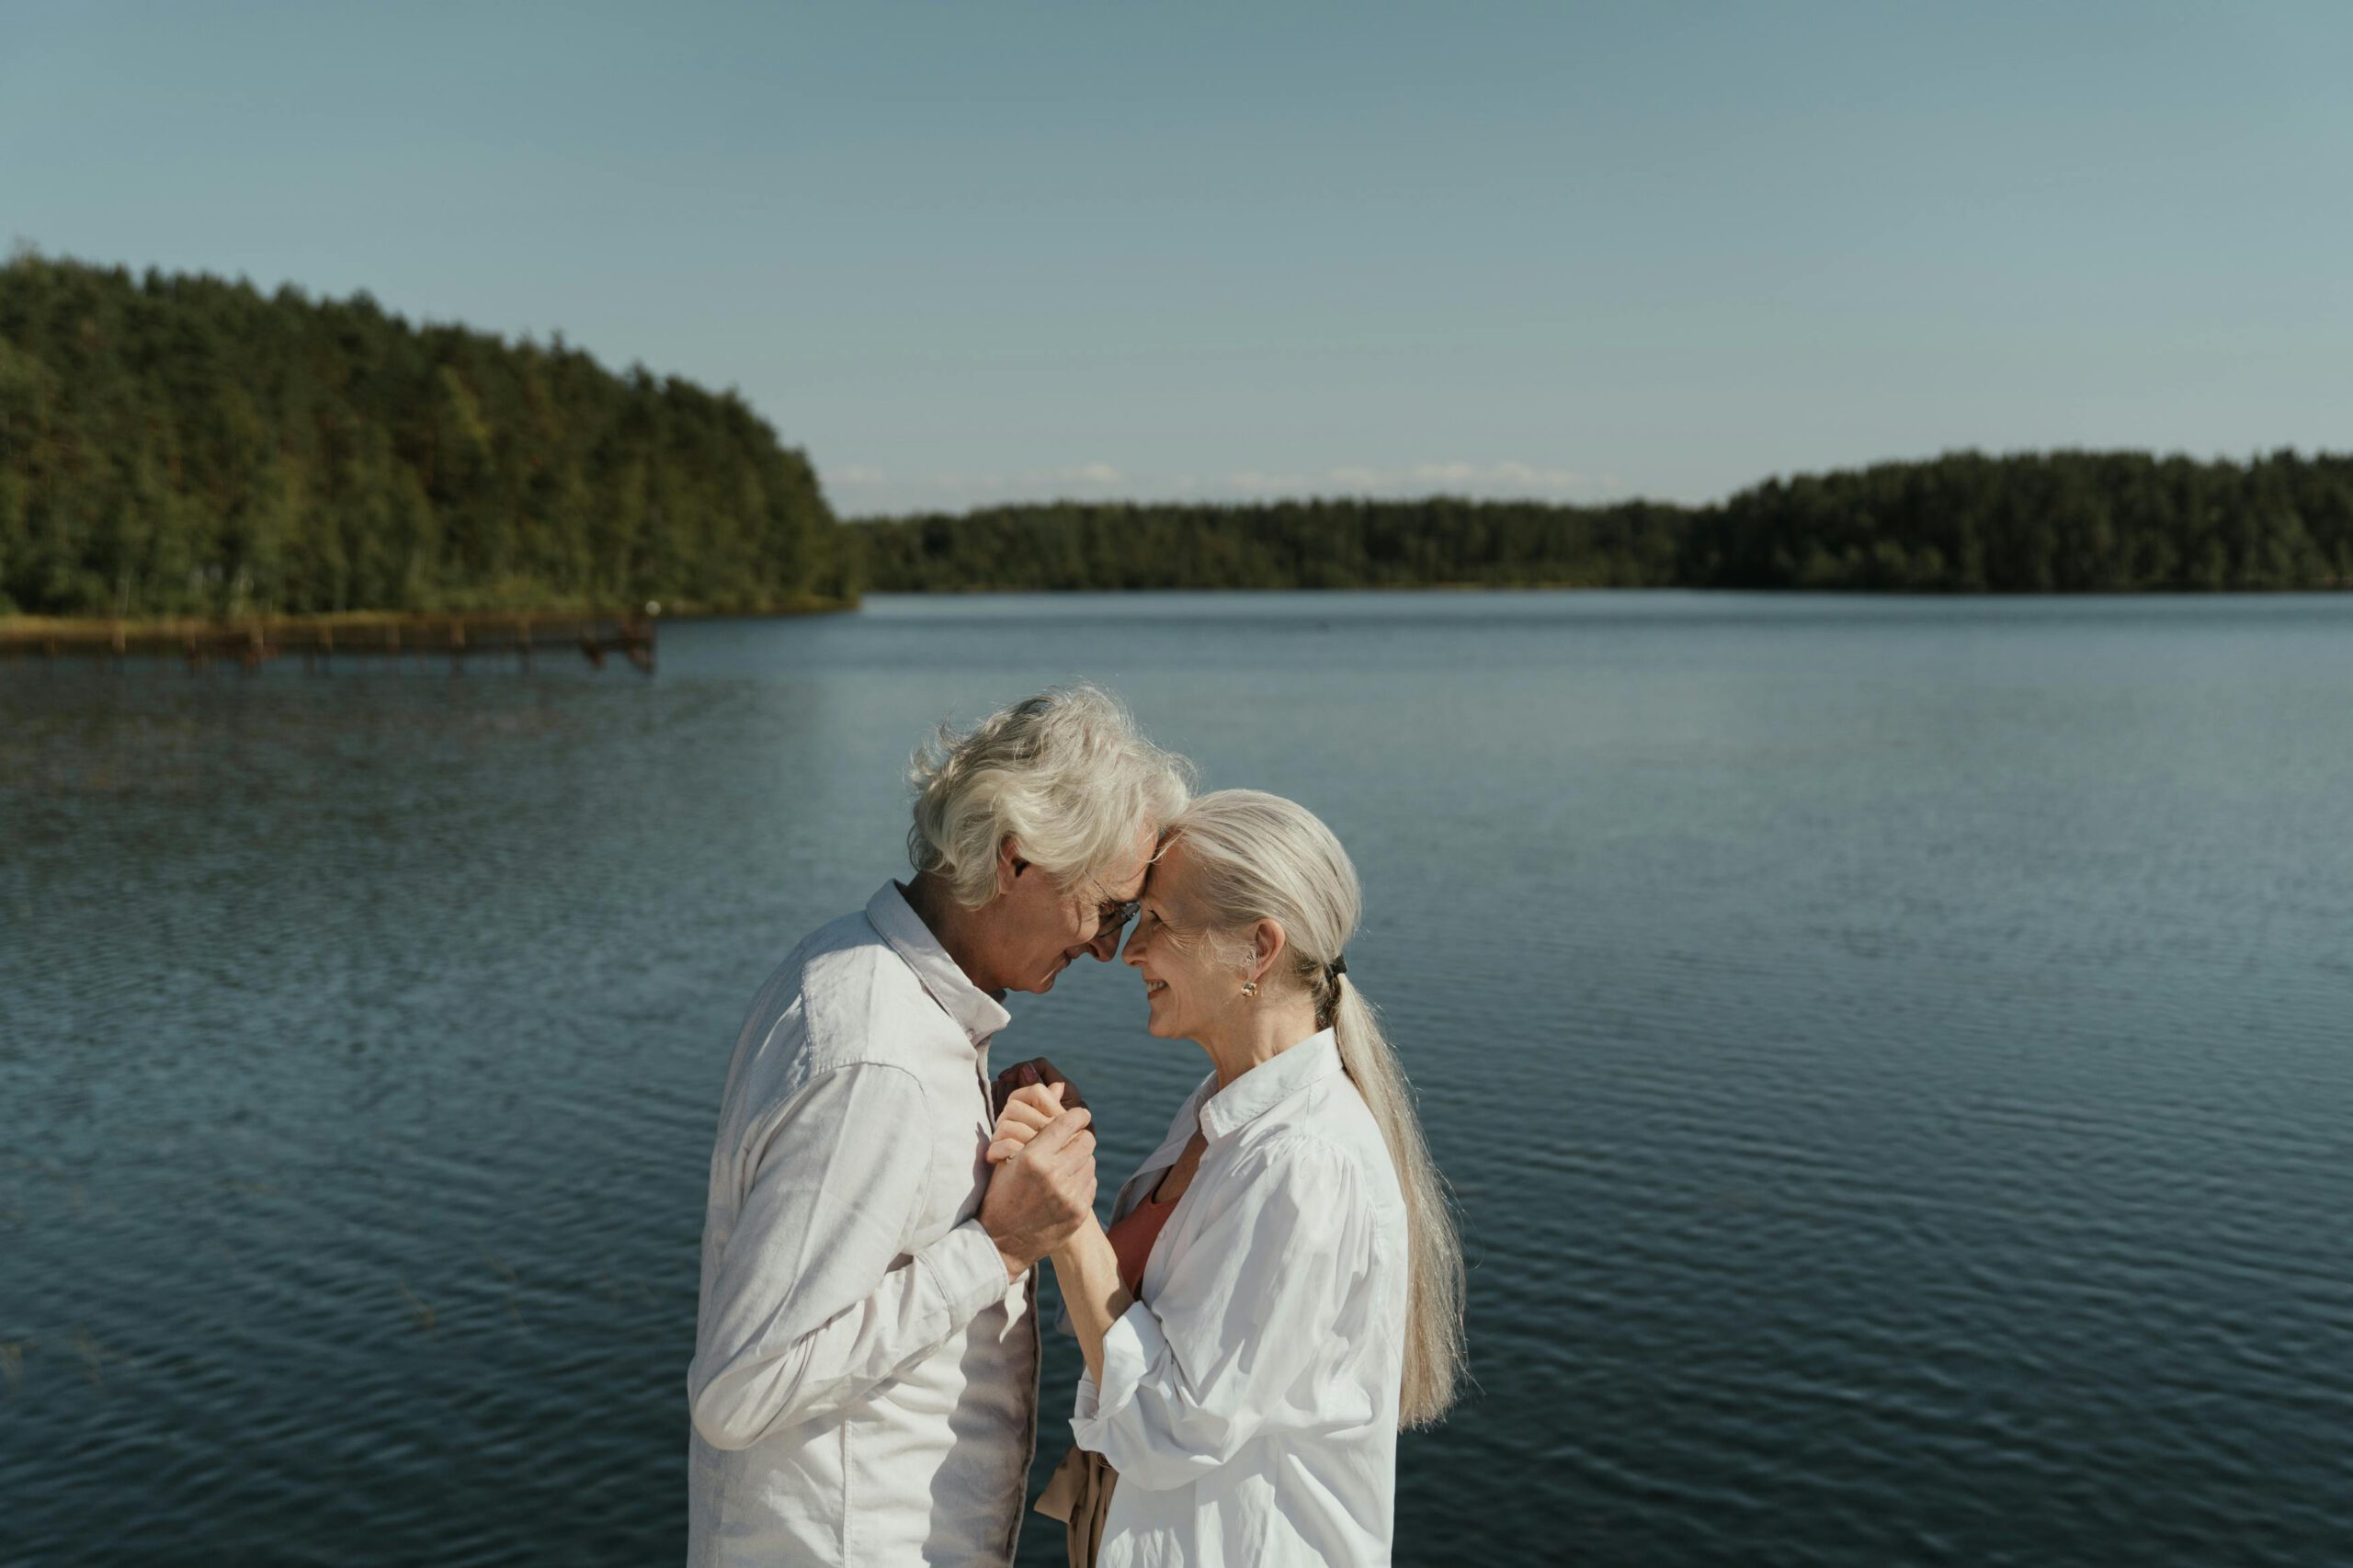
[989,790,1467,1566]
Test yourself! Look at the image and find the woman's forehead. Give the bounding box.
[1142,839,1195,904]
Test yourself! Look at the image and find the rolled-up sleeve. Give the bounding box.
[1070,1136,1373,1491]
[688,1062,1007,1450]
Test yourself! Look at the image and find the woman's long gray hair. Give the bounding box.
[1167,789,1466,1428]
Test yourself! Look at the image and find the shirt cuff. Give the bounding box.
[915,1219,1012,1332]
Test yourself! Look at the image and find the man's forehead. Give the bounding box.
[1100,854,1152,900]
[1098,822,1162,899]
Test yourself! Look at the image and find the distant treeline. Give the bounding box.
[9,255,2350,615]
[0,254,852,617]
[859,450,2353,593]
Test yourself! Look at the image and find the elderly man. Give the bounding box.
[687,686,1192,1566]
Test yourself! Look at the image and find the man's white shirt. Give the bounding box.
[1071,1028,1411,1567]
[687,881,1037,1567]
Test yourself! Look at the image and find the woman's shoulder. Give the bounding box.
[1226,1086,1405,1220]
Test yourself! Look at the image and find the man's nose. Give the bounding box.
[1085,925,1121,960]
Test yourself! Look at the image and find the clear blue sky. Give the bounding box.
[5,1,2347,516]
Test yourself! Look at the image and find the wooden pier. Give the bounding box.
[0,611,656,673]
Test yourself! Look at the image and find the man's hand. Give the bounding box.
[978,1101,1097,1281]
[992,1056,1088,1119]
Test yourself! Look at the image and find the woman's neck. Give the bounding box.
[1195,998,1321,1092]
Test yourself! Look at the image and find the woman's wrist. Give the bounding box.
[1051,1218,1131,1382]
[1053,1217,1113,1281]
[1050,1213,1107,1269]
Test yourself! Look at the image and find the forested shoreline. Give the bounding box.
[858,450,2353,594]
[0,254,852,618]
[8,255,2351,617]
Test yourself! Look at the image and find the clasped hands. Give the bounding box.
[978,1058,1098,1281]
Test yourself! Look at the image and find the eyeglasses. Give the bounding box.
[1091,898,1142,938]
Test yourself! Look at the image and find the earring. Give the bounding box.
[1241,981,1258,996]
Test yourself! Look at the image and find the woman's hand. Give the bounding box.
[990,1080,1125,1369]
[978,1094,1097,1280]
[986,1080,1067,1165]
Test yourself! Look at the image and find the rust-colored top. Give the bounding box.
[1107,1193,1181,1297]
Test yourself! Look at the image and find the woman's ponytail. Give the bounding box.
[1167,790,1467,1429]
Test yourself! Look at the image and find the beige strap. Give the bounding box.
[1034,1443,1120,1567]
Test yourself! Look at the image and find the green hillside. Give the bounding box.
[0,253,853,618]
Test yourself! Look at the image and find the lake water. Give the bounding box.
[4,591,2350,1565]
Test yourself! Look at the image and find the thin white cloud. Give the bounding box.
[1392,460,1589,493]
[916,463,1126,493]
[1228,460,1600,498]
[835,462,1132,512]
[836,458,1607,515]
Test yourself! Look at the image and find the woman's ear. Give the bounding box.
[1252,917,1288,981]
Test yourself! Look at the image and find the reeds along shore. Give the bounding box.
[0,598,862,672]
[0,608,661,673]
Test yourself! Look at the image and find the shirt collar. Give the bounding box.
[1138,1074,1219,1177]
[1199,1028,1344,1142]
[865,881,1012,1048]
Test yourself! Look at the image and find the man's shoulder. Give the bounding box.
[801,921,935,1061]
[757,908,948,1074]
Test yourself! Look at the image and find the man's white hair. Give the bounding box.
[908,685,1193,908]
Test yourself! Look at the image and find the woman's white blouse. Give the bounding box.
[1070,1028,1410,1567]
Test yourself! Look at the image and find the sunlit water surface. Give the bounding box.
[4,592,2350,1564]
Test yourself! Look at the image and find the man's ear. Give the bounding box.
[995,835,1027,896]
